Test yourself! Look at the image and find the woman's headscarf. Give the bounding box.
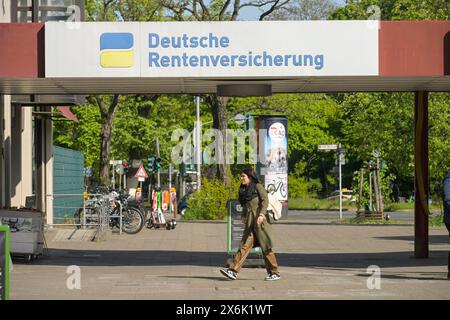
[238,168,259,205]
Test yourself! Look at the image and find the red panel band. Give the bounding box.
[379,21,450,76]
[0,23,45,78]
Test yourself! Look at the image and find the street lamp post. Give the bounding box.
[196,96,202,190]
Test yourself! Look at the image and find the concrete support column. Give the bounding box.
[22,108,33,205]
[44,110,53,225]
[1,95,12,208]
[414,91,429,259]
[35,108,44,213]
[10,106,33,208]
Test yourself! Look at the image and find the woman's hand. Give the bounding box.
[257,215,265,225]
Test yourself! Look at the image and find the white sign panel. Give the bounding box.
[46,21,378,78]
[318,144,338,150]
[135,164,148,179]
[265,174,288,202]
[46,22,141,78]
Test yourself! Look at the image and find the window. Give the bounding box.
[11,0,84,22]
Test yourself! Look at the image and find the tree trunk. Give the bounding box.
[96,95,120,185]
[207,95,231,186]
[358,168,364,215]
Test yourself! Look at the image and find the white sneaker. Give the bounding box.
[220,268,237,280]
[265,273,281,281]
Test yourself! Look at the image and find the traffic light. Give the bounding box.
[123,161,129,174]
[155,157,161,170]
[147,157,155,173]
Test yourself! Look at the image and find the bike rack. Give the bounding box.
[119,202,122,235]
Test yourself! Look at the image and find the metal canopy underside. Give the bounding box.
[0,76,449,95]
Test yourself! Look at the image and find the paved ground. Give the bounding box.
[286,209,424,223]
[9,213,450,300]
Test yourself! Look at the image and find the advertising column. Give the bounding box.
[258,116,288,218]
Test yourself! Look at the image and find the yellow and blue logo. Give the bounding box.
[100,33,134,68]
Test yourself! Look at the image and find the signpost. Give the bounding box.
[338,145,343,220]
[109,160,122,189]
[116,164,124,191]
[0,225,10,300]
[318,144,346,220]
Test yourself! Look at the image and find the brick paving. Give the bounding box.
[9,219,450,300]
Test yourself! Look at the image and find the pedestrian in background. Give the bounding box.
[220,168,281,281]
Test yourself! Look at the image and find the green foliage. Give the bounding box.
[288,175,325,198]
[330,0,449,20]
[429,213,445,227]
[53,105,102,176]
[288,175,310,198]
[341,92,450,202]
[85,0,164,22]
[289,197,354,210]
[184,176,240,220]
[351,161,395,210]
[54,94,202,177]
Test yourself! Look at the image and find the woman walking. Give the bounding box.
[220,168,281,281]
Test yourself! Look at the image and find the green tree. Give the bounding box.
[161,0,293,186]
[53,104,102,176]
[81,1,164,183]
[328,0,450,200]
[330,0,449,20]
[267,0,337,20]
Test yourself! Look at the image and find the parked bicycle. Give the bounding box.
[74,187,144,234]
[109,192,145,234]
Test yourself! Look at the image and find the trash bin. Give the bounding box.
[226,200,264,268]
[0,210,45,262]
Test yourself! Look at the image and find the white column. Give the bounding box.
[0,95,12,207]
[10,107,33,208]
[4,96,11,208]
[21,108,33,205]
[45,114,54,225]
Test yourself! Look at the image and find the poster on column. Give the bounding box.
[0,225,10,300]
[262,117,288,202]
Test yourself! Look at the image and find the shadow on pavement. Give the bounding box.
[354,271,449,281]
[374,235,450,244]
[13,249,449,269]
[161,275,233,281]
